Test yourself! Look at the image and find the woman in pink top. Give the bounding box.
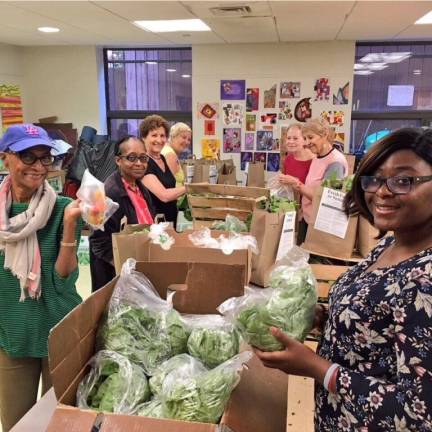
[282,119,348,244]
[279,123,314,185]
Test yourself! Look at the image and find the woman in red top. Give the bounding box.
[279,124,314,185]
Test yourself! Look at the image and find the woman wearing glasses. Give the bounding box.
[89,135,155,292]
[0,124,82,431]
[255,128,432,431]
[141,115,186,226]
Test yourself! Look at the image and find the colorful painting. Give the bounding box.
[222,103,244,126]
[223,128,241,153]
[246,114,256,132]
[220,80,246,100]
[241,151,253,170]
[254,152,267,164]
[256,130,274,151]
[204,120,215,135]
[278,101,293,121]
[280,82,301,99]
[260,113,277,125]
[294,97,312,122]
[197,102,219,119]
[264,84,277,108]
[244,133,255,151]
[272,138,280,152]
[246,88,259,111]
[314,78,330,101]
[333,82,350,105]
[201,138,220,159]
[0,84,23,132]
[320,110,345,127]
[267,153,281,172]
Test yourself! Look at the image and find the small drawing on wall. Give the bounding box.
[264,84,277,108]
[256,130,274,151]
[241,151,253,170]
[197,102,218,119]
[280,82,301,99]
[223,128,241,153]
[294,97,312,122]
[333,82,349,105]
[278,101,293,120]
[246,88,259,111]
[254,152,267,164]
[314,78,330,101]
[244,133,255,150]
[320,110,345,127]
[267,153,280,172]
[220,80,246,100]
[246,114,256,132]
[222,103,244,126]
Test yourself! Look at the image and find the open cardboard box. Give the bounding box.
[112,226,252,285]
[47,262,287,431]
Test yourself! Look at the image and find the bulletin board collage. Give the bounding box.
[196,78,349,173]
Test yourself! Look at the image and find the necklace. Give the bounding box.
[149,153,161,160]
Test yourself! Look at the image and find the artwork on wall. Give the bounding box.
[220,80,246,100]
[204,120,216,135]
[263,84,277,108]
[272,138,280,152]
[222,103,244,126]
[278,101,293,120]
[241,151,253,170]
[256,130,274,151]
[267,153,281,172]
[314,78,330,101]
[197,102,219,119]
[280,125,290,152]
[254,152,267,164]
[260,113,277,125]
[294,97,312,122]
[333,82,349,105]
[320,110,345,127]
[0,84,23,132]
[280,82,301,99]
[244,132,255,151]
[223,128,241,153]
[201,138,220,159]
[246,88,259,111]
[245,114,256,132]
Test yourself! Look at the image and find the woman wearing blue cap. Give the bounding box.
[0,124,83,431]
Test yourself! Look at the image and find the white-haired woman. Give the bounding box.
[161,122,192,187]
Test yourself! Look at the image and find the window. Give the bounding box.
[104,48,192,154]
[350,42,432,154]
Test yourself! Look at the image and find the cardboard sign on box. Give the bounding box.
[47,262,287,432]
[112,226,252,285]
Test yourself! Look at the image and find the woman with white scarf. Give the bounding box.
[0,124,82,432]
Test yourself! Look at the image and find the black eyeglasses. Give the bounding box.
[360,175,432,195]
[118,154,149,164]
[9,151,54,166]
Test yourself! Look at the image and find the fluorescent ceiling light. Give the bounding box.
[413,69,422,75]
[133,19,210,33]
[415,10,432,24]
[354,70,374,76]
[145,61,157,65]
[38,26,60,33]
[367,63,388,71]
[354,63,369,70]
[359,52,411,64]
[181,74,191,78]
[166,68,176,72]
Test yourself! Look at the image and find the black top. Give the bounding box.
[89,170,155,291]
[145,155,178,225]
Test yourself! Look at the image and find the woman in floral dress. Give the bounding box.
[255,127,432,431]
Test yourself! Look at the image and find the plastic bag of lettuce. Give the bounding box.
[97,259,189,375]
[218,247,317,351]
[77,350,150,413]
[158,352,252,423]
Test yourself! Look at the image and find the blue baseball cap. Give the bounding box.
[0,124,56,152]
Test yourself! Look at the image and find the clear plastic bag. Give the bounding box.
[183,314,240,368]
[212,215,248,233]
[188,228,258,255]
[97,259,189,375]
[76,350,150,414]
[148,222,175,250]
[267,175,295,200]
[134,398,164,419]
[77,169,119,230]
[160,351,252,423]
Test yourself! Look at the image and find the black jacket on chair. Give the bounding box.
[89,170,155,291]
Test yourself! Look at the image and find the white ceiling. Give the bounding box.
[0,1,431,46]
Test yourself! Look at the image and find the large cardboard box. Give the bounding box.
[47,262,287,432]
[112,226,252,285]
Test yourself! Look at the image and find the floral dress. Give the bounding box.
[315,236,432,431]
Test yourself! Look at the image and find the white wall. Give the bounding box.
[21,46,101,133]
[192,41,355,179]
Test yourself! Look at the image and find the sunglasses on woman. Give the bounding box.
[360,175,432,195]
[118,153,149,163]
[8,151,55,166]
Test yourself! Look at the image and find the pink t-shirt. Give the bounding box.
[122,178,153,225]
[302,148,348,224]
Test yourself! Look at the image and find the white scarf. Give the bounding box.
[0,176,57,301]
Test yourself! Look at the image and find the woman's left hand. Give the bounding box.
[63,199,82,225]
[254,327,329,380]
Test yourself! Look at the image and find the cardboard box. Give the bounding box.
[112,227,252,285]
[48,262,287,432]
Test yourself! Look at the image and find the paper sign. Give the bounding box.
[314,188,349,239]
[387,85,414,107]
[186,165,194,183]
[276,211,296,262]
[209,164,218,184]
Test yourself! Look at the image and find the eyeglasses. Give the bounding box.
[9,151,54,166]
[360,175,432,195]
[118,154,149,164]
